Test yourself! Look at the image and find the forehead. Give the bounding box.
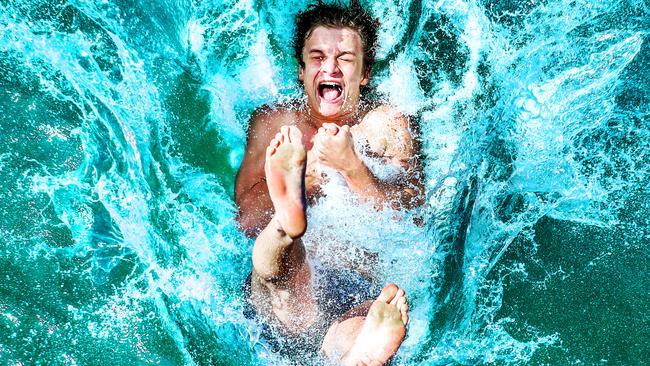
[303,26,364,53]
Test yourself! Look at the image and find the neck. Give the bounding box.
[303,103,360,129]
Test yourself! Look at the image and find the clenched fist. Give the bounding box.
[312,123,362,175]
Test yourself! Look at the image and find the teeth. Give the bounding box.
[320,82,342,91]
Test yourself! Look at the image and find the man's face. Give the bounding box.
[299,26,369,121]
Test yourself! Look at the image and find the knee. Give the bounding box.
[252,265,297,286]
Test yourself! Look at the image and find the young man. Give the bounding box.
[235,3,423,364]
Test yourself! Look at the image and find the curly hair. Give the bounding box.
[293,1,380,75]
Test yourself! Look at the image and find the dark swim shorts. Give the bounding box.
[242,267,380,356]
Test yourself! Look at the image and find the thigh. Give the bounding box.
[249,262,321,335]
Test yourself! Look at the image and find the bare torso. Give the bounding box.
[235,100,423,237]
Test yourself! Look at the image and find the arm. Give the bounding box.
[234,108,277,237]
[341,152,424,210]
[313,110,424,210]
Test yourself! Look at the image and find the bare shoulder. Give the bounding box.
[355,104,416,161]
[236,102,301,192]
[247,102,302,142]
[362,104,411,129]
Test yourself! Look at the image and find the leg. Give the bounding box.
[321,284,409,366]
[249,126,319,334]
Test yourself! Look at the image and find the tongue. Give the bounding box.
[322,86,341,102]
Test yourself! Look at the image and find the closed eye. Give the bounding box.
[338,51,356,62]
[309,51,325,61]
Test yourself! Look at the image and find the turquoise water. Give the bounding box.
[1,0,648,364]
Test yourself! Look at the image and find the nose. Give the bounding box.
[321,57,341,75]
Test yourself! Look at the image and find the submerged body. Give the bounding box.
[234,5,423,364]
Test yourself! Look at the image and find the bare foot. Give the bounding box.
[265,125,307,238]
[342,284,409,366]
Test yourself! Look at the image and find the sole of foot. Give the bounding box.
[264,125,307,238]
[343,283,409,366]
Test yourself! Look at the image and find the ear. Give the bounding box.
[361,68,370,86]
[298,65,304,82]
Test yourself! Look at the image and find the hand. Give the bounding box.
[312,123,362,175]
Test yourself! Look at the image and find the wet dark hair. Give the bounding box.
[293,1,380,76]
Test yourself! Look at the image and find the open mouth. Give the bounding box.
[318,81,343,103]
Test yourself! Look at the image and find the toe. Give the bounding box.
[280,125,291,140]
[270,138,280,148]
[377,283,398,303]
[266,145,276,159]
[401,303,409,325]
[390,288,405,306]
[288,125,303,143]
[396,296,406,309]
